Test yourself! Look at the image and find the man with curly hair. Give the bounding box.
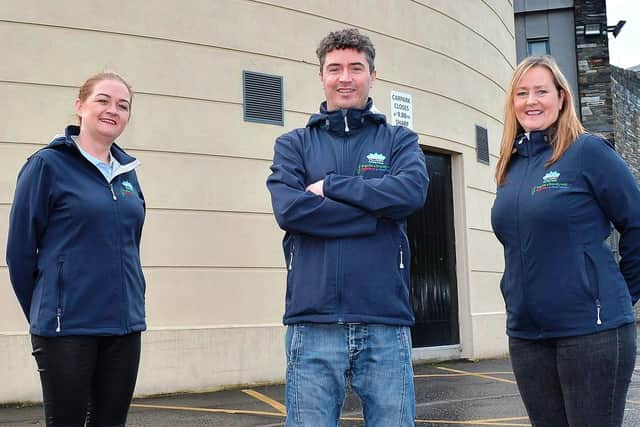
[267,28,428,426]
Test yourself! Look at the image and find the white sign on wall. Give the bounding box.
[390,91,413,129]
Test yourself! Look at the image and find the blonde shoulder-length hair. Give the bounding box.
[495,56,584,185]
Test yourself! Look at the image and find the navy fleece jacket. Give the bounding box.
[267,100,429,325]
[6,126,146,336]
[491,131,640,339]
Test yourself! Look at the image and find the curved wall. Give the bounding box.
[0,0,514,402]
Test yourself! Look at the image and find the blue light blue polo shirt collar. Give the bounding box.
[71,136,120,182]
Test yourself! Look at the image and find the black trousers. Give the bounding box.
[31,332,141,427]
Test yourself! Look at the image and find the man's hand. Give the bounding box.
[306,179,325,197]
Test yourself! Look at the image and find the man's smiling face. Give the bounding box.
[320,48,376,111]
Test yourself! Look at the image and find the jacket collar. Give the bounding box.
[514,128,555,158]
[306,98,386,134]
[45,125,137,165]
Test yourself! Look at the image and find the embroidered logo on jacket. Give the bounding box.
[531,170,569,194]
[357,152,389,174]
[121,180,135,196]
[542,171,560,182]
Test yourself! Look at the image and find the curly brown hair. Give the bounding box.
[316,28,375,73]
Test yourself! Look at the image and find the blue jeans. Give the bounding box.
[285,323,415,427]
[509,322,637,427]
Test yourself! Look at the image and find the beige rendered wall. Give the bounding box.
[0,0,514,403]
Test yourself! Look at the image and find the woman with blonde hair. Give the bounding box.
[491,55,639,426]
[7,72,146,426]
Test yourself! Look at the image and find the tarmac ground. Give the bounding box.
[2,355,640,426]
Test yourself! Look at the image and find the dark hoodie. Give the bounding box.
[267,99,429,325]
[6,125,146,336]
[491,130,640,339]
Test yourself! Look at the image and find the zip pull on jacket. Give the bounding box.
[342,109,350,133]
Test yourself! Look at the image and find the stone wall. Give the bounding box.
[611,66,640,319]
[574,0,615,142]
[611,66,640,178]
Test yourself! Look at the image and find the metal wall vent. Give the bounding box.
[475,125,489,165]
[243,70,284,126]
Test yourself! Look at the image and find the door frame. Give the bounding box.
[411,147,472,362]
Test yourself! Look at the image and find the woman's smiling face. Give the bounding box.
[513,66,564,132]
[75,79,131,141]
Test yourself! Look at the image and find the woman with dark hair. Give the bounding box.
[491,55,639,427]
[7,72,146,426]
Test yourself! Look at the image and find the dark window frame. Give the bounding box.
[527,38,550,56]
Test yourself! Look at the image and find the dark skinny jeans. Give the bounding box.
[509,322,636,427]
[31,332,141,427]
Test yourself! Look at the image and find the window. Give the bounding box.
[584,23,602,36]
[527,39,550,56]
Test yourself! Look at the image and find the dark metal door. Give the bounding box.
[408,151,460,347]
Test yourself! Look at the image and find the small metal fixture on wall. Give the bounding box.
[243,70,284,126]
[476,125,489,165]
[575,20,626,37]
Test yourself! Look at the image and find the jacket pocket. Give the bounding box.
[284,236,337,315]
[380,221,406,282]
[341,222,409,318]
[398,228,409,271]
[396,226,411,294]
[128,255,147,326]
[288,240,296,271]
[582,248,602,325]
[582,249,599,300]
[283,234,296,272]
[55,257,65,333]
